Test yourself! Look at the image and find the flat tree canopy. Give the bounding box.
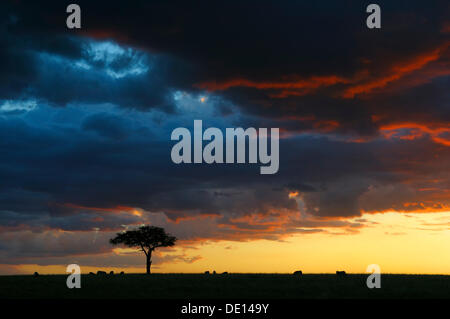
[110,225,177,274]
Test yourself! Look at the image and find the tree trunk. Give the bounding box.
[146,251,152,274]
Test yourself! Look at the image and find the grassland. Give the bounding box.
[0,274,449,299]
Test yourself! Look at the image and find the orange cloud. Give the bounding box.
[278,115,342,135]
[362,202,450,214]
[195,75,349,94]
[288,191,299,198]
[195,43,450,100]
[268,89,312,98]
[313,120,340,132]
[379,122,450,146]
[62,203,136,214]
[442,21,450,34]
[343,44,449,98]
[81,29,130,43]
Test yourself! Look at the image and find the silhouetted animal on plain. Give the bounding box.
[109,271,114,275]
[222,272,228,275]
[33,272,39,277]
[336,271,347,276]
[97,271,107,275]
[293,270,303,275]
[204,271,210,274]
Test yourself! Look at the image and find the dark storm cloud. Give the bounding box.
[82,112,129,140]
[0,3,190,111]
[0,106,448,229]
[1,0,449,129]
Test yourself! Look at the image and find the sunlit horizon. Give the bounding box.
[2,211,449,276]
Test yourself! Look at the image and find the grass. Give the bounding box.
[0,274,449,299]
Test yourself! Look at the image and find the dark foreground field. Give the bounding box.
[1,274,449,299]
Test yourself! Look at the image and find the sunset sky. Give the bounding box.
[0,0,449,275]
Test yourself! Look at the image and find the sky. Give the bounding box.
[0,0,449,275]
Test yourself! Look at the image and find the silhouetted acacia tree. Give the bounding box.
[110,226,177,274]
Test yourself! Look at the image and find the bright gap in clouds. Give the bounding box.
[83,41,150,78]
[37,40,151,79]
[0,100,37,114]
